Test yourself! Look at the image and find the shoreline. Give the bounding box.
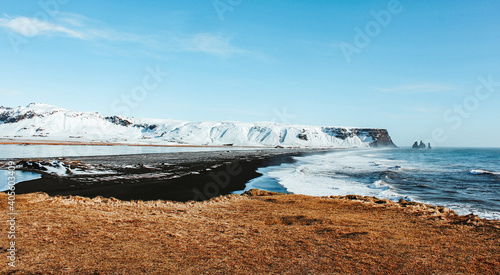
[5,149,329,202]
[3,147,498,221]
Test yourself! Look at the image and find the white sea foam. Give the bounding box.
[263,149,410,200]
[257,148,499,220]
[444,203,500,220]
[370,180,390,190]
[470,169,500,175]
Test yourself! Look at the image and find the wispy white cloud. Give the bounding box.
[56,12,88,28]
[0,16,84,38]
[0,12,158,47]
[175,33,245,58]
[169,32,268,60]
[378,84,458,94]
[0,14,150,49]
[0,13,260,59]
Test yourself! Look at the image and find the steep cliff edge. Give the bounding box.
[321,127,396,148]
[361,129,396,147]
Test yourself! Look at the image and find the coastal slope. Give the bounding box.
[1,190,498,274]
[0,103,396,148]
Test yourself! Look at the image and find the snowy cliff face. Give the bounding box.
[0,103,396,148]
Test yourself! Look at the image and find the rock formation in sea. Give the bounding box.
[419,141,426,149]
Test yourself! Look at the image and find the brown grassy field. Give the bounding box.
[1,190,499,274]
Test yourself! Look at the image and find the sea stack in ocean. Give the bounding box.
[419,141,426,149]
[412,140,430,149]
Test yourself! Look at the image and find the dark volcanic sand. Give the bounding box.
[8,149,330,202]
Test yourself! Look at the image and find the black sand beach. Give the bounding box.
[3,148,500,274]
[6,148,330,202]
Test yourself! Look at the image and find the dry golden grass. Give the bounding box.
[1,190,499,274]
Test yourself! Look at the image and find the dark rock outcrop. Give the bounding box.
[297,133,308,141]
[413,140,430,149]
[104,116,133,127]
[358,129,397,148]
[419,141,426,149]
[322,128,397,148]
[0,109,37,123]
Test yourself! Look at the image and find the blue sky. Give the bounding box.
[1,0,499,147]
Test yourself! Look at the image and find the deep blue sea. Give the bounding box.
[240,148,500,220]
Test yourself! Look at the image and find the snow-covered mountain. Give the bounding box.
[0,103,396,148]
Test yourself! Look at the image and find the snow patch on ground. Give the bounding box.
[0,103,389,148]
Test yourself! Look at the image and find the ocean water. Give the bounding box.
[241,148,500,220]
[0,170,41,191]
[0,144,253,159]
